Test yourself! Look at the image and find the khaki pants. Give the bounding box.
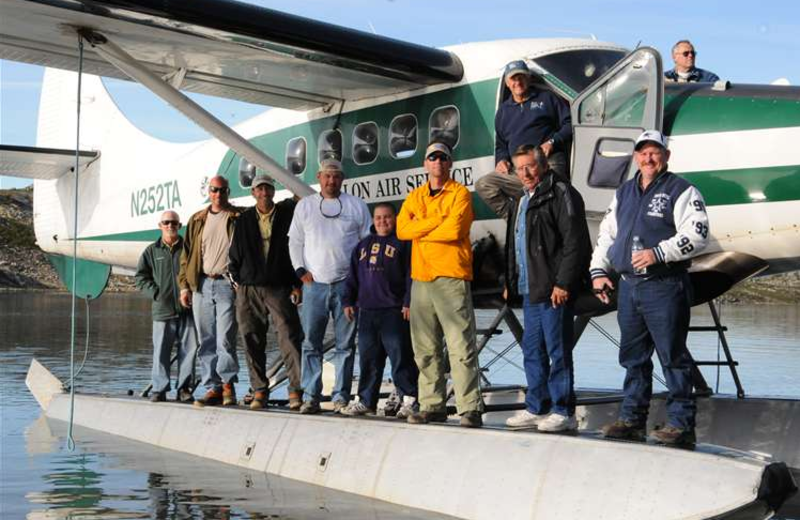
[410,277,483,414]
[236,284,303,393]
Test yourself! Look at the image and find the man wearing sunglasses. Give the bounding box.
[664,40,719,83]
[397,141,484,428]
[136,210,198,403]
[178,175,243,407]
[288,158,372,414]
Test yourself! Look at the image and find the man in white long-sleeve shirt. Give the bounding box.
[288,158,372,414]
[590,130,709,446]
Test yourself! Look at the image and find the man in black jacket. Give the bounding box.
[228,174,303,410]
[501,145,591,432]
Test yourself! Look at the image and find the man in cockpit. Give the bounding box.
[664,40,719,83]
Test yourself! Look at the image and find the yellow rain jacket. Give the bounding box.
[397,178,473,282]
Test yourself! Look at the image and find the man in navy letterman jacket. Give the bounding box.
[590,130,710,446]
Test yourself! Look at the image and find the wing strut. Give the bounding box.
[79,29,315,198]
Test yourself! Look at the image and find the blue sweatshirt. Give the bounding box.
[494,88,572,164]
[342,233,411,310]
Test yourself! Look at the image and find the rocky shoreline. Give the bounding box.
[1,187,798,303]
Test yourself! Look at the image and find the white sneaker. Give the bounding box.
[537,413,578,432]
[395,396,419,419]
[340,398,374,416]
[505,409,548,428]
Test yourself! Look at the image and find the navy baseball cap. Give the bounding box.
[503,60,531,81]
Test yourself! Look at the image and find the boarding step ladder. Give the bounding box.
[688,300,746,399]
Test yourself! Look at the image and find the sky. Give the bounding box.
[1,0,799,188]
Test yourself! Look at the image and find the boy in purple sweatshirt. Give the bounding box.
[341,203,419,418]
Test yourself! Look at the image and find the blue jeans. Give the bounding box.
[617,273,696,429]
[193,276,239,390]
[151,313,198,393]
[356,308,418,409]
[521,299,575,416]
[300,280,356,403]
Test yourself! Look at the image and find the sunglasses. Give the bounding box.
[426,153,450,162]
[681,50,697,57]
[209,186,229,194]
[160,220,180,226]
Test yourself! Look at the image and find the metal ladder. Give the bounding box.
[688,300,746,399]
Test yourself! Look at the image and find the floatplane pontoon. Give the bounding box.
[26,359,797,520]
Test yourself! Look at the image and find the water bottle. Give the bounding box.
[632,235,646,275]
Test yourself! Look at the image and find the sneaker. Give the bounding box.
[194,388,223,408]
[332,400,349,414]
[222,383,236,406]
[177,388,194,403]
[650,425,696,446]
[601,419,646,441]
[383,391,401,417]
[505,409,548,429]
[288,391,303,411]
[250,390,269,410]
[340,398,374,416]
[537,413,578,433]
[299,401,321,415]
[395,396,419,420]
[150,391,166,403]
[460,411,483,428]
[407,410,448,425]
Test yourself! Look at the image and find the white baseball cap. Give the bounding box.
[634,130,668,151]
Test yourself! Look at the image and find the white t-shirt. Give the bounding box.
[288,193,372,284]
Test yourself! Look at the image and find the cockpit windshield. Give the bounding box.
[533,49,627,94]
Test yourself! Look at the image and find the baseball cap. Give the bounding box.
[634,130,668,151]
[503,60,531,81]
[319,157,343,172]
[251,173,274,189]
[425,142,452,160]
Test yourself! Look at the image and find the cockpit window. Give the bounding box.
[533,49,627,94]
[318,129,343,164]
[286,137,306,176]
[429,106,460,151]
[353,122,379,165]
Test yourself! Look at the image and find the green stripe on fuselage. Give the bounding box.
[683,164,800,205]
[666,93,800,136]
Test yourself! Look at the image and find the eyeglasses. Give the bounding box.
[514,164,540,175]
[209,186,229,194]
[160,220,180,227]
[681,50,696,57]
[426,153,449,162]
[319,196,343,219]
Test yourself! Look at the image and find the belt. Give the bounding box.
[203,273,224,279]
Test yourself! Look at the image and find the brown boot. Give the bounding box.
[222,383,237,406]
[601,419,646,441]
[194,388,222,408]
[407,410,448,425]
[288,391,303,411]
[650,425,696,446]
[250,390,269,410]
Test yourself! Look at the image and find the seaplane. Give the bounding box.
[2,1,799,518]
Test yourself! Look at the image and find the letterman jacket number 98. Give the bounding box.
[590,170,710,279]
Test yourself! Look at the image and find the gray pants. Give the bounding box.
[236,284,303,393]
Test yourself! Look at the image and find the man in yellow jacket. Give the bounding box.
[397,141,484,428]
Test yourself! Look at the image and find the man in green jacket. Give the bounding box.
[135,210,198,403]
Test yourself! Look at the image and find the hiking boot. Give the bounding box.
[250,390,269,410]
[395,396,419,420]
[650,425,696,446]
[407,410,448,425]
[177,388,194,403]
[222,383,236,406]
[537,413,578,433]
[460,411,483,428]
[505,409,547,429]
[299,401,321,415]
[194,388,223,408]
[288,391,303,411]
[340,398,374,416]
[150,391,167,403]
[601,419,646,441]
[332,400,349,414]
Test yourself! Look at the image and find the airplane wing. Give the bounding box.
[0,0,463,110]
[0,145,98,180]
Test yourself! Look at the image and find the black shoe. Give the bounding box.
[650,425,696,446]
[407,410,448,424]
[601,419,646,441]
[150,391,167,403]
[177,388,194,403]
[459,411,483,428]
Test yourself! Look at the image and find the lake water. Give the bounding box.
[2,291,799,519]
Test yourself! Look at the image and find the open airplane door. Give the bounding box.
[569,47,664,218]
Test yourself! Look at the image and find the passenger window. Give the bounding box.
[239,157,256,188]
[286,137,306,175]
[318,129,343,164]
[352,122,379,165]
[429,106,460,150]
[389,114,417,159]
